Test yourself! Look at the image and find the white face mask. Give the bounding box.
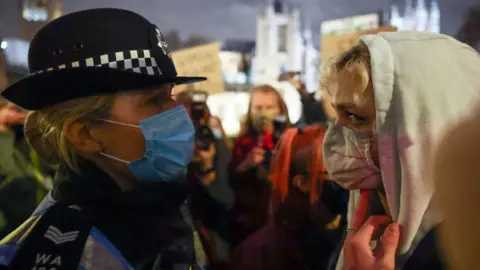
[322,122,381,190]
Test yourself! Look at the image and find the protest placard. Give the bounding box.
[0,53,8,92]
[171,43,224,94]
[320,26,397,59]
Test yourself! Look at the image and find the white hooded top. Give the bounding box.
[337,31,480,268]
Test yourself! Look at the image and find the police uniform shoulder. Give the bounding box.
[0,204,86,248]
[3,203,94,269]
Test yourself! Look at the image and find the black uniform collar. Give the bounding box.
[50,159,193,268]
[52,159,188,212]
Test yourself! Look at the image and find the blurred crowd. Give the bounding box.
[0,7,480,270]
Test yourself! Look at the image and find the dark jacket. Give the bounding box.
[228,167,271,247]
[298,93,328,126]
[188,139,234,266]
[0,160,199,270]
[228,133,274,246]
[402,225,446,270]
[0,132,52,239]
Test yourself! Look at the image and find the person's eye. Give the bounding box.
[346,111,367,124]
[149,94,171,105]
[148,96,160,104]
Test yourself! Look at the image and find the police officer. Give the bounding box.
[0,8,206,270]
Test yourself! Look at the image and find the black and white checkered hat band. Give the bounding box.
[31,49,162,76]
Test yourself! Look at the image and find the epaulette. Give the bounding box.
[6,203,93,270]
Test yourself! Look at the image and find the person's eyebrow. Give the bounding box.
[331,102,356,110]
[141,87,170,102]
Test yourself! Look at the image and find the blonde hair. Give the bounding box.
[240,85,291,136]
[319,44,372,107]
[24,95,114,173]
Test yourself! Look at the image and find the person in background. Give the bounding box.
[0,102,25,133]
[0,102,53,238]
[176,90,229,145]
[321,31,480,269]
[230,125,347,270]
[175,90,233,208]
[278,71,328,126]
[175,90,234,269]
[231,85,291,174]
[228,85,291,247]
[0,8,209,269]
[209,115,230,148]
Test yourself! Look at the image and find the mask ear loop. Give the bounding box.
[95,143,130,164]
[98,119,140,128]
[99,151,130,164]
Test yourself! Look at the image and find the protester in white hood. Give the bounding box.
[320,31,480,269]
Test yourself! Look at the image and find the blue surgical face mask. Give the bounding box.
[99,105,195,182]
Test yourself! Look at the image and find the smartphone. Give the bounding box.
[190,91,209,122]
[191,91,208,103]
[273,115,287,145]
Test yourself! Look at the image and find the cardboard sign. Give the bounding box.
[321,13,380,36]
[171,43,224,95]
[320,26,397,59]
[0,53,9,92]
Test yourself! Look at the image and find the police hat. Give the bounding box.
[1,8,206,110]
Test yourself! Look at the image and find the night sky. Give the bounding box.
[0,0,478,42]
